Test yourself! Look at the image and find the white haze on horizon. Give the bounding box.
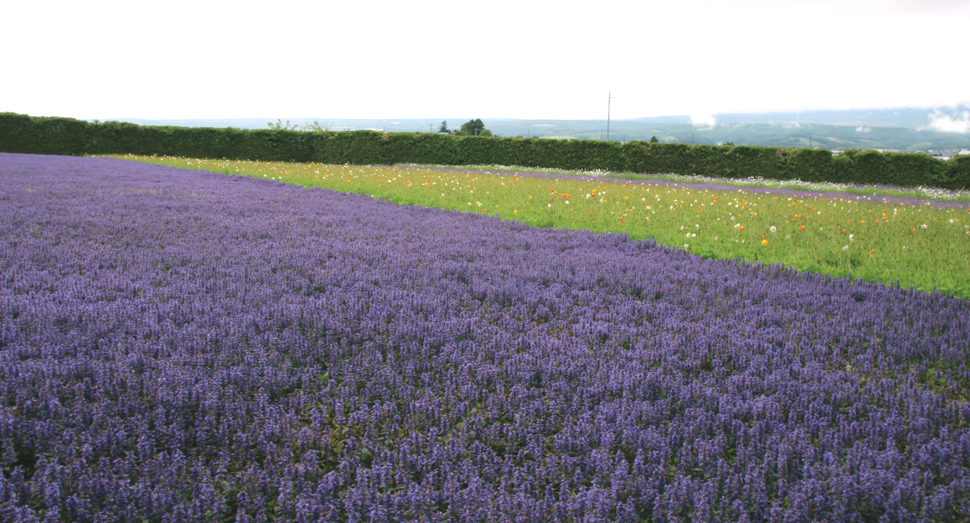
[922,110,970,133]
[690,114,718,127]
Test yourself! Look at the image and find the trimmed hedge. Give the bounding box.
[2,112,968,190]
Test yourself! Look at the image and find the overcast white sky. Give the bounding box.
[2,0,968,123]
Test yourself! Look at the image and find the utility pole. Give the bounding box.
[691,132,694,145]
[809,134,813,148]
[606,91,616,141]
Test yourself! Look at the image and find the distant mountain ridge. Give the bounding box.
[98,105,970,153]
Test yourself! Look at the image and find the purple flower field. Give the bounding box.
[1,153,969,522]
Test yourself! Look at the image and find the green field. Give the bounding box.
[112,154,970,300]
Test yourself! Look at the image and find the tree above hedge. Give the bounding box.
[461,119,486,136]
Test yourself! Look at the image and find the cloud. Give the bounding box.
[856,126,872,133]
[690,114,716,127]
[921,110,970,133]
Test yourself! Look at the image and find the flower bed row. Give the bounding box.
[1,153,968,522]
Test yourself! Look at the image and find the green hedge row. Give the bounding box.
[3,112,969,190]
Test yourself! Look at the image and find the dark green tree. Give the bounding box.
[460,119,486,136]
[649,136,659,143]
[479,129,492,137]
[438,121,449,133]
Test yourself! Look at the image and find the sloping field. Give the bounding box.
[1,153,968,522]
[116,155,970,300]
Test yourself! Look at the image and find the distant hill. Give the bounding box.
[100,105,970,153]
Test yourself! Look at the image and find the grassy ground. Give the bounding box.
[108,155,970,299]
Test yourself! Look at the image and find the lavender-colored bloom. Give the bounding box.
[0,152,968,522]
